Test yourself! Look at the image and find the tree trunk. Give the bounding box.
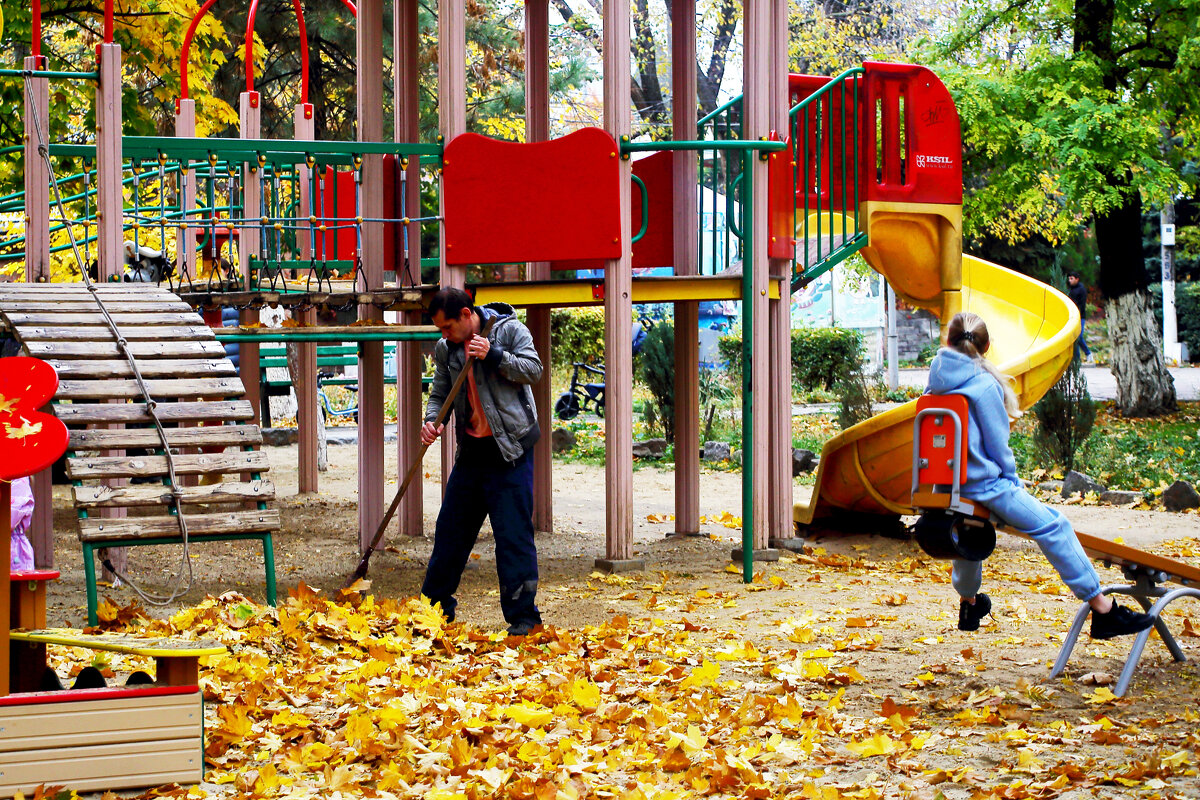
[1105,290,1176,417]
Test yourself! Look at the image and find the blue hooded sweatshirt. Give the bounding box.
[926,348,1020,499]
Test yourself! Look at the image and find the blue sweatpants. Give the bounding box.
[952,480,1101,602]
[420,435,541,627]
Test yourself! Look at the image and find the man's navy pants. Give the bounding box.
[421,435,541,627]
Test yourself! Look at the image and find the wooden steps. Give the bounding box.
[0,283,279,625]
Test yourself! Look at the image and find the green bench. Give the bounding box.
[257,344,429,427]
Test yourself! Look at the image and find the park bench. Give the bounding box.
[257,343,430,426]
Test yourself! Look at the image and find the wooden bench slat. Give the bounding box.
[67,450,270,480]
[9,629,225,657]
[5,312,202,326]
[26,340,227,359]
[50,359,236,380]
[16,325,216,342]
[77,508,281,541]
[56,377,245,400]
[6,300,194,313]
[54,400,255,425]
[73,479,275,508]
[69,424,262,451]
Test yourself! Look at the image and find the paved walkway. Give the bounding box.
[894,365,1200,402]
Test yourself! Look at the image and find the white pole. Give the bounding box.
[886,282,898,389]
[1161,204,1179,363]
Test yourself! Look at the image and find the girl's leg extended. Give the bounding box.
[983,485,1101,602]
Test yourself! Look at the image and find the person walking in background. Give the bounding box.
[927,312,1153,639]
[1067,271,1094,364]
[420,287,544,636]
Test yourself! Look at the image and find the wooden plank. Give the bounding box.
[55,377,245,400]
[73,479,275,508]
[0,690,201,751]
[76,508,281,541]
[13,324,215,341]
[9,630,224,657]
[66,450,270,480]
[54,399,255,424]
[25,340,226,359]
[0,283,177,294]
[49,358,236,380]
[4,300,194,313]
[70,424,262,451]
[4,312,201,326]
[0,738,202,794]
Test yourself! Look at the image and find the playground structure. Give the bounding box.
[0,0,1197,755]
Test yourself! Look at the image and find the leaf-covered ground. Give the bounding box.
[34,451,1200,800]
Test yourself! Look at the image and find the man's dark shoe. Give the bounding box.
[958,593,991,632]
[1090,602,1155,640]
[507,621,537,637]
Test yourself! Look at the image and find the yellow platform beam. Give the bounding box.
[472,275,782,308]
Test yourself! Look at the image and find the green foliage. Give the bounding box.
[1032,357,1097,472]
[639,321,675,443]
[792,327,865,391]
[1149,282,1200,363]
[549,308,605,369]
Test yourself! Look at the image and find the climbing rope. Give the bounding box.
[24,74,196,608]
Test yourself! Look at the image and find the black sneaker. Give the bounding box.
[506,621,538,637]
[1090,602,1155,640]
[958,593,992,632]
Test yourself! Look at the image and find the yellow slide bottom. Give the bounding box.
[794,253,1080,527]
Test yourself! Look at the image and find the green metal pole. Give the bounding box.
[741,152,754,584]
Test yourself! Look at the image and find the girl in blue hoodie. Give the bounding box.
[928,312,1153,639]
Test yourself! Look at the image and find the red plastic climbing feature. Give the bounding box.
[0,357,69,481]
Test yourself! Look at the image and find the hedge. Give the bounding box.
[717,326,865,390]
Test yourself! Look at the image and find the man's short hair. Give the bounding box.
[1067,271,1081,280]
[429,286,474,319]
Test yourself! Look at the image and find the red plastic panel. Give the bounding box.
[915,394,969,486]
[789,74,860,214]
[551,150,673,271]
[443,129,622,266]
[0,684,197,706]
[766,132,795,260]
[10,570,59,582]
[0,357,69,481]
[315,155,398,274]
[862,62,962,205]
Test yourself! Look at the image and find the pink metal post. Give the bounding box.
[525,0,554,534]
[395,0,424,535]
[238,92,263,425]
[294,103,319,493]
[671,0,701,538]
[597,0,638,570]
[22,55,54,566]
[767,0,795,547]
[437,0,467,491]
[96,42,129,578]
[357,0,386,549]
[743,0,772,552]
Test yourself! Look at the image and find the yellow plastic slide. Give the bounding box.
[793,208,1079,528]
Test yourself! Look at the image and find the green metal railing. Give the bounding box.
[790,67,867,288]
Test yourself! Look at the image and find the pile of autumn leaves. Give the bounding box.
[61,570,1197,800]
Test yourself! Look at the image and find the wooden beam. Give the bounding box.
[238,91,263,426]
[294,103,319,494]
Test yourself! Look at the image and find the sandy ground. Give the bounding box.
[39,441,1200,798]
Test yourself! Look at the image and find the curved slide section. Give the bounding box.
[794,253,1079,528]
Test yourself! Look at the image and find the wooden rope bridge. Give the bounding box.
[0,283,278,625]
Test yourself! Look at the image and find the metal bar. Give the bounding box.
[0,68,99,80]
[631,174,649,243]
[621,139,785,154]
[741,151,754,582]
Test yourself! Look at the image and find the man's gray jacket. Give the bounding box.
[425,302,542,462]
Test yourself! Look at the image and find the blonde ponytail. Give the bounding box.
[945,312,1021,419]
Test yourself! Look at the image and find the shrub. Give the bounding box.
[640,321,675,443]
[1032,356,1096,472]
[550,307,605,368]
[717,326,865,391]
